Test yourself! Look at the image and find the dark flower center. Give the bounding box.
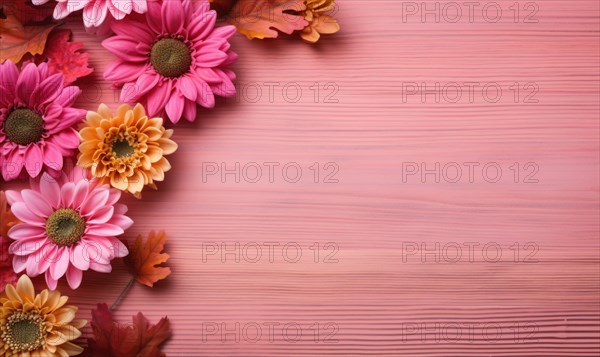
[2,311,45,353]
[112,139,135,158]
[150,38,192,78]
[3,108,44,146]
[46,208,86,246]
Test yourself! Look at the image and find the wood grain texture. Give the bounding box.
[3,0,600,355]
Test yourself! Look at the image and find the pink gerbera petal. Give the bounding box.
[146,80,173,117]
[10,202,44,226]
[28,244,58,276]
[43,143,64,170]
[49,246,69,280]
[21,190,53,217]
[45,270,58,290]
[71,244,90,271]
[104,61,148,84]
[9,236,47,256]
[87,206,114,224]
[102,36,149,62]
[66,265,83,289]
[162,0,184,33]
[87,223,125,236]
[16,63,40,104]
[89,261,112,273]
[80,189,109,217]
[39,174,61,208]
[30,73,63,107]
[165,93,185,123]
[12,255,28,273]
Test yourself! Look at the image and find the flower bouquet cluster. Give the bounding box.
[0,0,340,355]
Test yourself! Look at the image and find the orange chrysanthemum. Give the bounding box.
[301,0,340,43]
[78,103,177,196]
[0,275,86,357]
[1,191,19,290]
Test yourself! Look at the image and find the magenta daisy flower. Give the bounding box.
[5,169,133,289]
[102,0,237,123]
[33,0,148,28]
[0,61,85,181]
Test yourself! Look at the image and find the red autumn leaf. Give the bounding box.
[124,231,172,287]
[41,29,93,84]
[85,303,171,357]
[227,0,308,39]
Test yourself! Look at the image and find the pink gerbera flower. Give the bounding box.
[32,0,148,27]
[102,0,237,123]
[5,169,133,289]
[0,61,85,181]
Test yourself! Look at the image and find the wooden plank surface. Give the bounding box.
[6,0,600,355]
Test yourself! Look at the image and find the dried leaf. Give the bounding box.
[85,303,171,357]
[0,2,57,63]
[1,191,18,290]
[41,29,93,84]
[125,231,171,287]
[228,0,308,39]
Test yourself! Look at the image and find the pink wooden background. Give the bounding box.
[4,0,600,355]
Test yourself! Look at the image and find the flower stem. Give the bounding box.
[110,278,135,311]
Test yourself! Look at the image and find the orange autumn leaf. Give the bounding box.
[227,0,308,39]
[85,303,171,357]
[1,191,19,289]
[125,231,171,287]
[0,2,57,63]
[0,191,18,238]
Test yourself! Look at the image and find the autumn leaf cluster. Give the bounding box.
[0,1,92,81]
[84,303,171,357]
[211,0,340,42]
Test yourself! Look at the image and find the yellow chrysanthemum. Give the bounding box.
[0,275,86,357]
[78,103,177,196]
[301,0,341,43]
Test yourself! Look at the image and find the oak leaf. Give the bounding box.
[125,231,172,287]
[85,303,171,357]
[227,0,308,39]
[0,1,56,62]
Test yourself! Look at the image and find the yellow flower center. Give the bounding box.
[103,127,147,170]
[3,108,44,146]
[46,208,86,246]
[150,38,192,78]
[1,311,46,353]
[112,139,135,158]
